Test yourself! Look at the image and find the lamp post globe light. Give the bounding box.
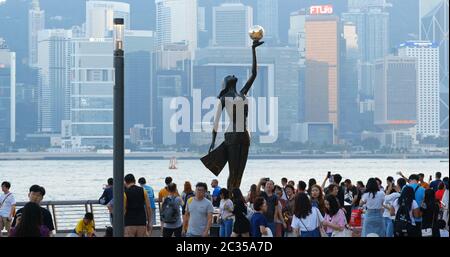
[113,18,125,237]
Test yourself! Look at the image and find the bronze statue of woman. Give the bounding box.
[206,40,264,192]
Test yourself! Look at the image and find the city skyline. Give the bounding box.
[0,0,448,153]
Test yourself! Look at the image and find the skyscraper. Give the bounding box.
[305,15,340,132]
[37,29,72,133]
[288,9,306,50]
[342,2,389,98]
[374,56,417,130]
[152,43,192,145]
[279,0,348,44]
[256,0,279,45]
[387,0,420,48]
[28,0,45,68]
[70,38,114,147]
[421,0,449,131]
[85,0,130,38]
[339,22,360,140]
[399,41,440,137]
[0,39,16,144]
[124,30,155,132]
[155,0,198,53]
[420,0,442,18]
[213,1,253,47]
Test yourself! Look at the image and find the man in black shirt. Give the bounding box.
[11,185,54,236]
[323,173,345,205]
[256,179,279,236]
[124,174,152,237]
[344,179,358,221]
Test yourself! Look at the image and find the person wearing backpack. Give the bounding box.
[391,186,421,237]
[231,188,250,237]
[406,174,425,236]
[181,181,195,216]
[382,178,406,237]
[161,183,183,237]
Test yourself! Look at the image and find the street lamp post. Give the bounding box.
[113,18,125,237]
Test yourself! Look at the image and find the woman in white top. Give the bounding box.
[360,178,386,237]
[219,188,234,237]
[291,193,324,237]
[382,178,406,237]
[390,186,421,237]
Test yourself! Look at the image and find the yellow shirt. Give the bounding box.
[75,220,95,235]
[420,182,429,189]
[158,188,179,201]
[158,188,169,202]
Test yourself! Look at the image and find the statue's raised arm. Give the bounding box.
[240,41,264,96]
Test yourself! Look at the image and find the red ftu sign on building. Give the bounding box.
[310,5,333,15]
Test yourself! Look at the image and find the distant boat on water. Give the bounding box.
[169,157,178,169]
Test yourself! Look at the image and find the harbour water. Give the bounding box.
[0,159,448,202]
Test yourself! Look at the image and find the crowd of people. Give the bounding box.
[0,170,448,238]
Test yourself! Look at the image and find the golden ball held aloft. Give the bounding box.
[248,25,264,42]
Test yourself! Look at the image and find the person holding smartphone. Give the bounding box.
[322,172,345,209]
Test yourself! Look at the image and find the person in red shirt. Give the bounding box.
[435,182,445,207]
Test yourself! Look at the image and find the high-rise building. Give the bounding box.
[0,39,16,144]
[152,43,192,145]
[85,0,130,38]
[37,29,72,133]
[304,15,340,132]
[420,0,442,18]
[124,30,155,133]
[70,38,114,147]
[155,0,198,53]
[213,2,253,47]
[339,22,360,140]
[387,0,420,48]
[399,41,440,137]
[288,9,306,51]
[374,56,417,130]
[421,0,449,131]
[279,0,348,44]
[28,0,45,68]
[288,9,307,123]
[256,0,279,45]
[343,2,389,99]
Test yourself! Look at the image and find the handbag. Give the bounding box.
[331,212,353,237]
[350,208,363,227]
[201,142,227,176]
[298,208,327,237]
[332,228,353,237]
[421,228,432,237]
[262,227,273,237]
